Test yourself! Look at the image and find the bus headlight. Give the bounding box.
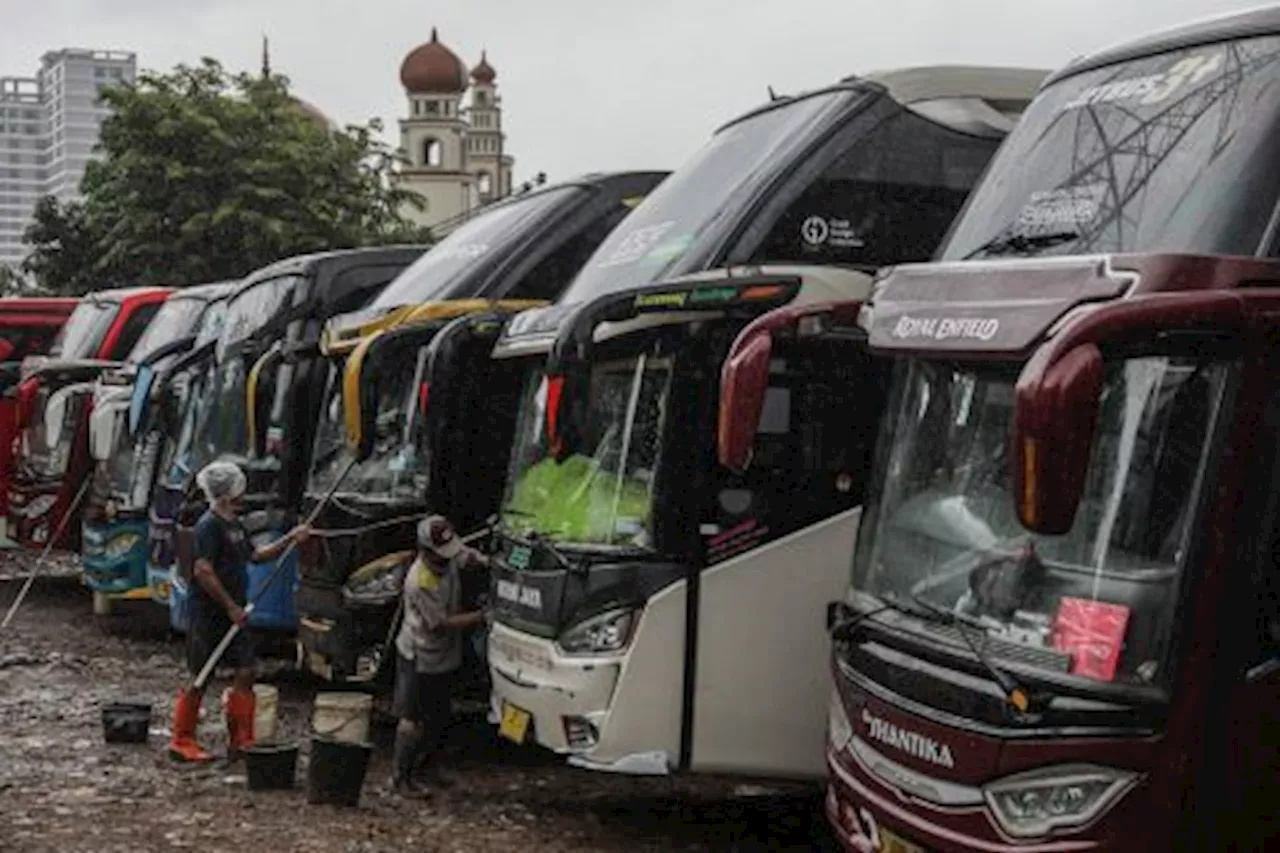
[105,533,141,560]
[983,764,1137,839]
[558,608,636,655]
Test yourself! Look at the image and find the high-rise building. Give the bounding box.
[394,29,515,235]
[0,48,136,272]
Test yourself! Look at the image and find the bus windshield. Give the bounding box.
[370,187,583,310]
[165,362,215,487]
[560,91,856,303]
[188,356,256,471]
[850,356,1231,692]
[127,297,206,363]
[501,353,671,549]
[48,300,117,360]
[942,34,1280,260]
[218,276,298,358]
[308,350,430,502]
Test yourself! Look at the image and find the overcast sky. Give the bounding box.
[0,0,1267,184]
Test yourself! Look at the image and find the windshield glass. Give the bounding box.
[219,276,298,356]
[164,361,215,487]
[308,350,431,500]
[47,300,117,360]
[188,355,255,470]
[194,300,228,348]
[371,187,582,310]
[942,35,1280,260]
[104,406,136,497]
[851,357,1230,690]
[561,91,854,302]
[127,297,205,362]
[501,354,671,548]
[22,387,82,478]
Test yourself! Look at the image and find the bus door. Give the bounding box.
[690,338,886,778]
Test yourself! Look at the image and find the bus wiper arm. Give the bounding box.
[961,230,1079,260]
[909,593,1039,715]
[530,531,587,576]
[830,595,927,642]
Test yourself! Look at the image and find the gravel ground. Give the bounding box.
[0,561,835,853]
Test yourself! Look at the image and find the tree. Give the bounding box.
[23,59,428,293]
[21,197,99,296]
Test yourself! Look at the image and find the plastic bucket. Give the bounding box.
[245,742,298,790]
[306,737,372,807]
[311,692,372,744]
[101,702,151,744]
[220,684,279,742]
[253,684,279,742]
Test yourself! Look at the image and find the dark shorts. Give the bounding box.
[392,655,453,724]
[186,612,256,677]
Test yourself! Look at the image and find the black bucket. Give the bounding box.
[101,702,152,744]
[306,737,372,807]
[245,742,299,791]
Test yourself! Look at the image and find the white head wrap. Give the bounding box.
[196,460,247,504]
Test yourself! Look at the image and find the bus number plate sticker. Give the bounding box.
[498,702,531,744]
[508,546,531,570]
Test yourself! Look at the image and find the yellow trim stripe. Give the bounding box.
[338,299,549,450]
[245,346,278,453]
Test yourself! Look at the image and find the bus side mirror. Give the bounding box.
[129,364,156,435]
[89,403,119,463]
[827,600,853,633]
[1013,343,1103,535]
[718,329,772,473]
[44,385,71,450]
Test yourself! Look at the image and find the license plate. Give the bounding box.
[880,826,925,853]
[498,702,531,744]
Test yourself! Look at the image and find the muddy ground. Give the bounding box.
[0,554,835,853]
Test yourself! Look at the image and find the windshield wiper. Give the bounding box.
[528,530,587,576]
[961,230,1080,260]
[909,592,1040,715]
[830,595,929,642]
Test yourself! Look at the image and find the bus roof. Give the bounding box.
[858,66,1051,107]
[1047,5,1280,87]
[717,65,1047,137]
[0,297,77,315]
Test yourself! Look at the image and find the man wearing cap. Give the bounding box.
[391,514,489,796]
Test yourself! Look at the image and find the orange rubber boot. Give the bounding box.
[225,688,256,757]
[169,688,213,763]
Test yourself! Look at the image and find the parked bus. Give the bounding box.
[0,297,77,532]
[9,287,172,550]
[485,66,1046,780]
[295,173,667,689]
[141,294,236,607]
[81,282,237,609]
[825,8,1280,851]
[162,248,425,636]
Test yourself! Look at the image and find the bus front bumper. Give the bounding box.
[487,621,623,756]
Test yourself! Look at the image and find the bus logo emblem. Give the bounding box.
[861,708,955,768]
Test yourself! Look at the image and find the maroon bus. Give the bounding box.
[825,7,1280,851]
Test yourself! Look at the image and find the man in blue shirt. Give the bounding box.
[168,461,309,763]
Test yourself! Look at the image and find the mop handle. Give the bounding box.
[0,477,92,633]
[193,456,358,690]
